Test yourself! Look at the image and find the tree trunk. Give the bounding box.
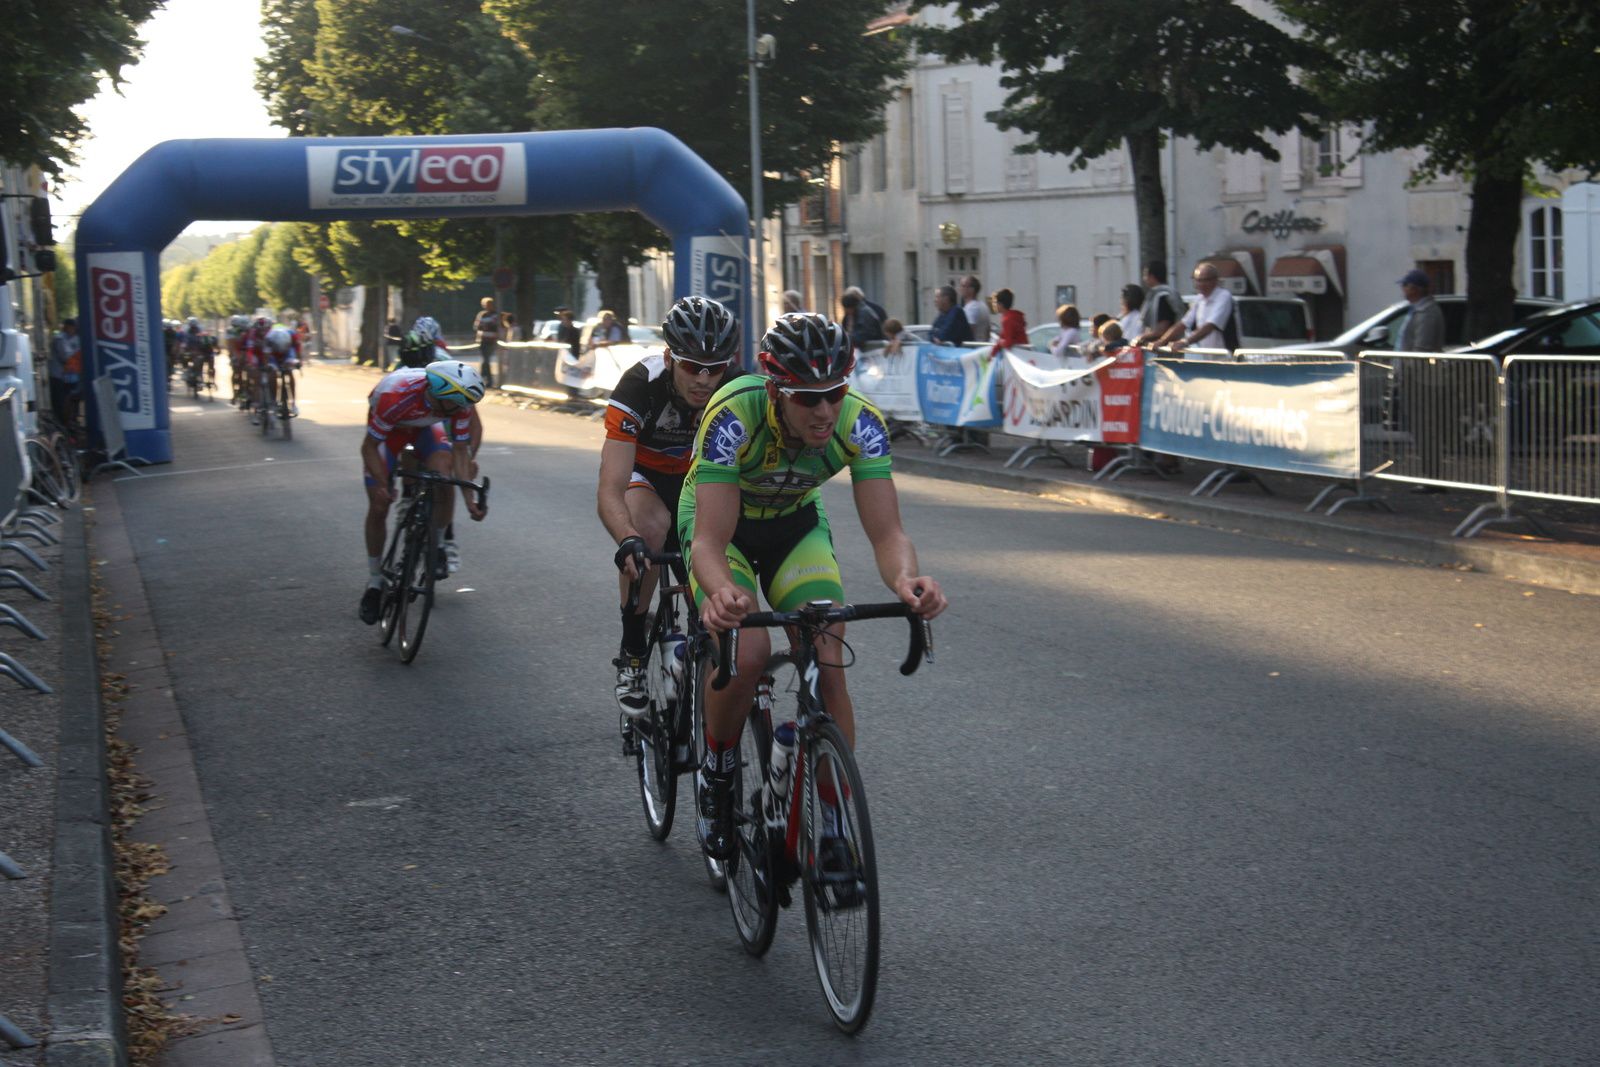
[593,241,631,322]
[513,257,537,337]
[359,283,385,365]
[1464,172,1522,340]
[400,263,423,336]
[1125,128,1167,277]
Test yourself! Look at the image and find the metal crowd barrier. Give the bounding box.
[1502,356,1600,506]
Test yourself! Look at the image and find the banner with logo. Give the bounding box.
[1140,358,1360,477]
[305,143,528,210]
[1000,351,1111,441]
[851,344,922,422]
[556,340,656,393]
[86,251,157,430]
[917,346,1000,429]
[1095,346,1146,444]
[688,233,747,356]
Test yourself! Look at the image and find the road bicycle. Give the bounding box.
[26,409,82,507]
[711,599,932,1033]
[256,366,294,439]
[378,467,488,664]
[619,544,726,891]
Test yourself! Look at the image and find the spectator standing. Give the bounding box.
[384,318,403,369]
[500,311,519,342]
[882,318,905,356]
[473,296,501,387]
[990,288,1028,354]
[1135,262,1184,345]
[782,289,805,314]
[1050,304,1082,360]
[554,305,582,359]
[1155,262,1237,355]
[589,309,626,350]
[840,289,885,349]
[959,275,991,340]
[1118,284,1145,342]
[1396,269,1445,351]
[48,317,83,428]
[929,285,972,345]
[844,285,888,325]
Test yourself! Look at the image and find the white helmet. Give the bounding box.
[264,325,294,354]
[230,314,249,329]
[424,360,485,407]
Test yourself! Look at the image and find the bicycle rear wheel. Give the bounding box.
[26,437,71,507]
[396,523,437,663]
[728,686,777,956]
[800,721,880,1034]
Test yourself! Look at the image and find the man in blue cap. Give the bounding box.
[1396,268,1444,352]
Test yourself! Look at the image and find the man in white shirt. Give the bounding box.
[1155,262,1236,356]
[959,274,991,340]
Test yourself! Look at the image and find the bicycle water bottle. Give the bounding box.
[764,720,797,832]
[663,633,687,691]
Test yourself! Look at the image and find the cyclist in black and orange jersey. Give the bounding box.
[597,296,739,719]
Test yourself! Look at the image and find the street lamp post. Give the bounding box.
[747,2,772,337]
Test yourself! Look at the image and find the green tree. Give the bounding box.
[1277,0,1600,335]
[916,0,1323,272]
[1,0,163,171]
[163,261,198,318]
[485,0,912,315]
[52,236,77,320]
[257,223,313,312]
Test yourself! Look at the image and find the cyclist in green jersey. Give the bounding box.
[679,312,947,860]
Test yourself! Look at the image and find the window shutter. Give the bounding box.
[1280,131,1302,191]
[943,91,969,195]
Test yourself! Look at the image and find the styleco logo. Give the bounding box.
[89,254,155,429]
[307,143,526,209]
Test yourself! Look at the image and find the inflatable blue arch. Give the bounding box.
[74,128,748,463]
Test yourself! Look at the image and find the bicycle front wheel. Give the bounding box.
[800,721,880,1034]
[396,523,437,663]
[634,628,678,840]
[728,686,777,956]
[378,518,408,647]
[689,644,727,893]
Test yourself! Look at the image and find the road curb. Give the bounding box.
[45,503,127,1067]
[892,452,1600,597]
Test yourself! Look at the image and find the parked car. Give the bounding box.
[1455,298,1600,357]
[1271,296,1562,356]
[1181,294,1315,350]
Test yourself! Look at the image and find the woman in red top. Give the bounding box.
[990,287,1029,354]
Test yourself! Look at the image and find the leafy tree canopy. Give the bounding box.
[1,0,165,172]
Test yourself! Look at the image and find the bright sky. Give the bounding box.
[55,0,278,238]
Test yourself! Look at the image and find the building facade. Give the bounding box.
[782,5,1589,342]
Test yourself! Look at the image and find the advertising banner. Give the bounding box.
[557,340,654,394]
[86,251,156,431]
[851,344,922,422]
[1140,359,1360,477]
[306,143,528,210]
[917,346,1000,428]
[688,234,747,354]
[1095,346,1146,444]
[1000,351,1110,441]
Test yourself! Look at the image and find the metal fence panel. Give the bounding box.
[1355,350,1502,492]
[1235,348,1349,364]
[1502,355,1600,505]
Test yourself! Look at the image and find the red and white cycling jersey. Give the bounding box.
[366,367,472,444]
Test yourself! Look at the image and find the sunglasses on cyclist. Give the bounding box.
[670,353,733,377]
[778,383,849,407]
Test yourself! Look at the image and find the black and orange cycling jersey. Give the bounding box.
[604,354,703,484]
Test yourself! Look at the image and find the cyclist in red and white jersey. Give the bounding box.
[358,360,487,624]
[262,323,302,416]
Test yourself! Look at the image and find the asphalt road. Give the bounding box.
[110,364,1600,1066]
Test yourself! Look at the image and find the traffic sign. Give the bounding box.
[491,266,515,291]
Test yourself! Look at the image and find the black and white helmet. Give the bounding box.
[661,296,739,364]
[758,312,855,385]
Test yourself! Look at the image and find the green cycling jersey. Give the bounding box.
[676,374,894,539]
